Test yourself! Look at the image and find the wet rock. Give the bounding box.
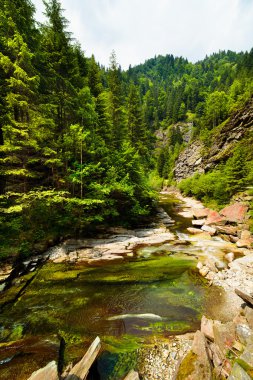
[201,225,216,235]
[236,324,252,345]
[27,361,59,380]
[228,362,252,380]
[220,203,248,223]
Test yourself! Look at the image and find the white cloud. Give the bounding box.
[32,0,253,68]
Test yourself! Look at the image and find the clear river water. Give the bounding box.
[0,194,226,380]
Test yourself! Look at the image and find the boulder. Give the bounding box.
[213,321,236,355]
[220,203,248,223]
[205,210,224,225]
[176,331,212,380]
[201,225,216,235]
[201,316,214,341]
[27,361,59,380]
[228,362,252,380]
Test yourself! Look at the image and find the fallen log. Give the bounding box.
[65,336,101,380]
[235,288,253,307]
[123,369,140,380]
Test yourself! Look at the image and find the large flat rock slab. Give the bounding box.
[220,203,248,223]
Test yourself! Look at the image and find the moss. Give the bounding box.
[9,324,23,341]
[176,350,197,379]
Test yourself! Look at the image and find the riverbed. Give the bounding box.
[0,193,230,380]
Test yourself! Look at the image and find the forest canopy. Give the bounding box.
[1,0,253,261]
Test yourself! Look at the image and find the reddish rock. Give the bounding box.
[220,203,248,223]
[205,210,225,225]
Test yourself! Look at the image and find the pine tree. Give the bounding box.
[88,55,103,98]
[108,50,126,149]
[0,8,40,192]
[127,82,146,151]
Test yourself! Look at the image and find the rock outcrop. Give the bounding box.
[174,96,253,181]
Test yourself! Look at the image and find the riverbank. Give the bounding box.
[143,189,253,380]
[1,189,253,380]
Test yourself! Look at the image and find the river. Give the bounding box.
[0,193,228,380]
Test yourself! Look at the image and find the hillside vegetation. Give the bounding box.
[1,0,253,262]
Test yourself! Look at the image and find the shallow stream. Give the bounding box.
[0,194,226,379]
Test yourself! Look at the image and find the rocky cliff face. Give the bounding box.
[174,97,253,181]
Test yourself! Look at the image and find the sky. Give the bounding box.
[32,0,253,69]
